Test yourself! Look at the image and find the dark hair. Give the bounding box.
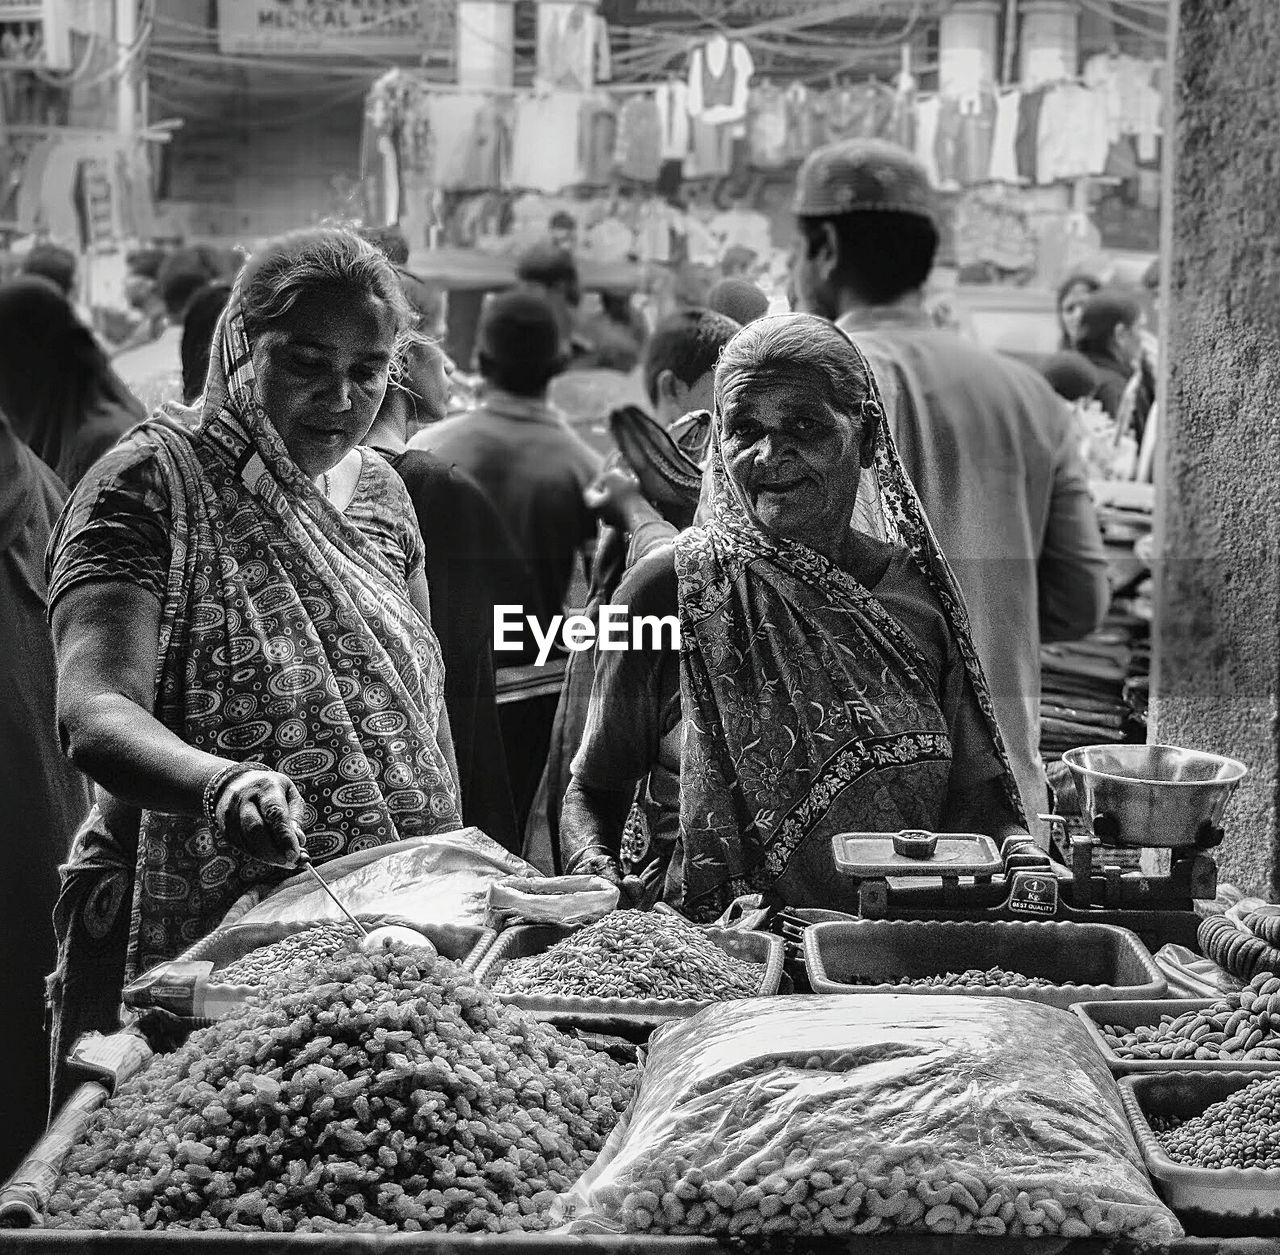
[549,211,577,232]
[476,289,565,397]
[181,282,232,403]
[1075,290,1141,357]
[126,247,166,280]
[715,315,873,419]
[708,278,770,326]
[1040,350,1101,403]
[1142,258,1160,292]
[515,242,578,289]
[1056,271,1101,308]
[798,211,939,306]
[357,224,411,267]
[238,228,416,345]
[643,308,741,406]
[20,243,77,297]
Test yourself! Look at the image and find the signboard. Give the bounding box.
[600,0,913,26]
[218,0,433,57]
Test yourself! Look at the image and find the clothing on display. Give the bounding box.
[1014,86,1049,183]
[989,90,1022,184]
[512,93,582,192]
[747,81,789,169]
[914,95,941,187]
[687,34,753,126]
[1036,83,1111,185]
[425,94,489,190]
[654,80,691,162]
[615,93,663,183]
[537,5,610,93]
[688,119,734,179]
[935,90,996,190]
[579,95,618,185]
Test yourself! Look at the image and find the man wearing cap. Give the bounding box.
[790,138,1110,845]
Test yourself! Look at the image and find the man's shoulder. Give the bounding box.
[614,541,678,618]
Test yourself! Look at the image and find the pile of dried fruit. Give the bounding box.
[490,911,762,1002]
[1101,972,1280,1062]
[1155,1077,1280,1169]
[216,924,359,985]
[46,947,635,1232]
[846,968,1053,990]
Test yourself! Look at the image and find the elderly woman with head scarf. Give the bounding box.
[46,228,461,1106]
[560,314,1027,919]
[0,277,146,489]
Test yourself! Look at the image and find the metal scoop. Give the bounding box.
[295,849,369,939]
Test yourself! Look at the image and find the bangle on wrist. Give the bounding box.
[201,760,265,833]
[565,844,616,875]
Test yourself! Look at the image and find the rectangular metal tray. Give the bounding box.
[831,832,1002,878]
[474,922,784,1035]
[1121,1071,1280,1236]
[804,918,1167,1008]
[1073,1000,1280,1076]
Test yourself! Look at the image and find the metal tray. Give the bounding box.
[1120,1071,1280,1236]
[1073,1000,1280,1076]
[803,919,1167,1008]
[473,923,784,1035]
[831,832,1003,878]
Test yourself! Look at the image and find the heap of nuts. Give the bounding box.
[1101,972,1280,1063]
[215,924,360,985]
[846,968,1054,990]
[46,947,634,1232]
[1155,1077,1280,1169]
[490,911,762,1002]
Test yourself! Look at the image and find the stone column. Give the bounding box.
[1019,0,1079,87]
[938,0,1000,95]
[1152,0,1280,898]
[457,0,516,90]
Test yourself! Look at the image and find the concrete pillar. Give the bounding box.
[1019,0,1079,87]
[938,0,1000,95]
[456,0,515,90]
[1152,0,1280,899]
[535,0,600,92]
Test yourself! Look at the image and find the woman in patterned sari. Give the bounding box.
[46,228,461,1105]
[561,314,1028,920]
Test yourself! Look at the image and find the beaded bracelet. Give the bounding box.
[201,760,267,834]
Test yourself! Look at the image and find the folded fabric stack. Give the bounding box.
[1040,611,1148,762]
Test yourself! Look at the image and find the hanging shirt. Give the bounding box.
[687,37,753,125]
[989,90,1022,183]
[747,82,789,168]
[1015,87,1048,183]
[425,94,488,189]
[614,94,663,183]
[1036,84,1110,184]
[783,82,817,161]
[511,93,584,192]
[579,96,617,185]
[654,80,691,161]
[914,96,942,187]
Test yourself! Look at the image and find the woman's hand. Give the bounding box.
[584,466,652,532]
[212,767,306,868]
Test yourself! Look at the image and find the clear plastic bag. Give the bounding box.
[559,994,1182,1244]
[488,875,619,928]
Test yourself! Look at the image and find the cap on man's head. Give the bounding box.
[708,278,770,326]
[793,138,937,224]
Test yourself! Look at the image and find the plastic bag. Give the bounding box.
[558,995,1182,1244]
[488,875,619,928]
[1153,942,1244,998]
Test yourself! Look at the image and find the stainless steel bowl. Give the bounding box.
[1061,744,1248,848]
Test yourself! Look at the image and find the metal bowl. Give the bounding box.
[1061,745,1248,848]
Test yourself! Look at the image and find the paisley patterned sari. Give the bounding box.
[672,318,1023,921]
[48,290,462,982]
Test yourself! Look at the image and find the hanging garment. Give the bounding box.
[76,158,118,251]
[956,89,997,187]
[888,78,917,150]
[783,82,817,161]
[579,96,618,185]
[14,141,52,233]
[425,93,488,190]
[914,96,942,187]
[934,98,964,190]
[462,96,512,190]
[989,90,1022,183]
[1015,87,1049,183]
[687,36,754,125]
[614,93,663,182]
[747,81,789,169]
[511,93,584,192]
[654,79,691,161]
[655,157,684,199]
[1036,84,1110,184]
[635,199,673,264]
[538,5,602,93]
[688,120,734,179]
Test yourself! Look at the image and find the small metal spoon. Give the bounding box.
[295,849,369,939]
